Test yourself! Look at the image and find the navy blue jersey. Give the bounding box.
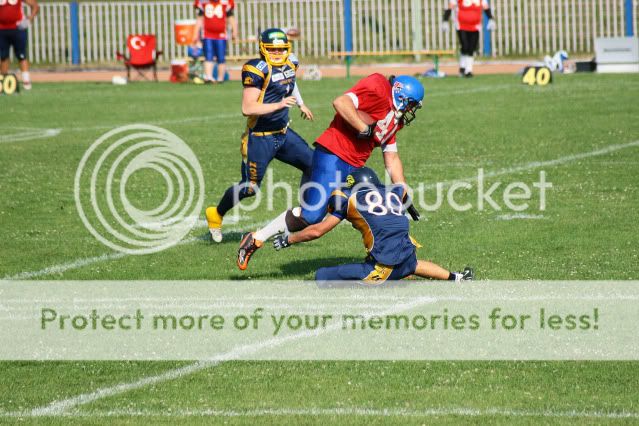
[241,54,299,133]
[328,185,416,266]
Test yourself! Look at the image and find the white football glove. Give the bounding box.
[17,18,30,30]
[440,21,450,33]
[486,19,496,31]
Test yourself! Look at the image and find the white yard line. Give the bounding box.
[494,213,545,220]
[23,297,433,416]
[424,140,639,190]
[1,220,268,281]
[0,114,241,144]
[65,113,241,132]
[1,406,638,419]
[0,128,62,144]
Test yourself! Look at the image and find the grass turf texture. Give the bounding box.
[0,74,638,422]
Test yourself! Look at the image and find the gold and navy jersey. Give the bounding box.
[328,185,416,266]
[241,54,299,133]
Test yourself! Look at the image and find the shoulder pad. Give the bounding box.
[288,53,299,65]
[244,58,268,71]
[255,60,269,72]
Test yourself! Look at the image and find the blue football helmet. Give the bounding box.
[346,167,382,188]
[390,75,425,125]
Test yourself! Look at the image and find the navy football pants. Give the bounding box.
[216,128,313,217]
[315,252,418,284]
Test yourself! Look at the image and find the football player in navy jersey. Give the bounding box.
[272,167,474,284]
[205,28,314,242]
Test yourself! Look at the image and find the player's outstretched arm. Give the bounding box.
[285,215,341,245]
[241,87,296,116]
[383,151,406,185]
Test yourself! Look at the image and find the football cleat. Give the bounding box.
[205,206,223,243]
[237,232,263,270]
[454,267,475,282]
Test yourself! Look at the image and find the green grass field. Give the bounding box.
[1,74,638,423]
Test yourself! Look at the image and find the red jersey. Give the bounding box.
[194,0,234,40]
[0,0,23,30]
[451,0,488,32]
[316,73,402,168]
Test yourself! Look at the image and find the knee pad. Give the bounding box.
[285,208,309,232]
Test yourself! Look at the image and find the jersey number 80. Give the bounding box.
[365,191,403,216]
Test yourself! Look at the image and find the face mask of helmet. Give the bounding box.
[259,31,291,67]
[393,96,422,126]
[264,47,288,66]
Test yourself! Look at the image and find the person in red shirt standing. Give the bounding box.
[193,0,237,83]
[0,0,39,89]
[441,0,496,78]
[237,73,425,271]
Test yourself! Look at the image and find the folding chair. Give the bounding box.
[116,35,163,81]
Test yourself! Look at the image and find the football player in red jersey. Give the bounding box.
[193,0,237,83]
[0,0,39,89]
[441,0,496,77]
[237,74,424,271]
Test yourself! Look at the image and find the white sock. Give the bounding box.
[466,56,474,73]
[459,55,467,70]
[21,71,30,82]
[254,209,289,242]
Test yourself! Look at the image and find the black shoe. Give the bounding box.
[454,267,475,282]
[461,266,474,280]
[459,67,465,76]
[463,72,474,78]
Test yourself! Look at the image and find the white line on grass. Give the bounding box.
[24,296,434,416]
[424,139,639,190]
[494,213,545,220]
[1,220,267,280]
[0,128,62,144]
[2,406,638,420]
[66,113,241,132]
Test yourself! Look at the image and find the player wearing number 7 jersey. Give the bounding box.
[272,167,474,284]
[237,74,424,271]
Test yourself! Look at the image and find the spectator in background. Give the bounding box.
[440,0,495,78]
[0,0,39,89]
[193,0,238,83]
